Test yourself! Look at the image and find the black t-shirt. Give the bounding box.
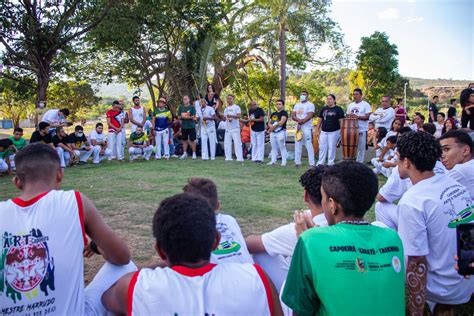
[205,93,219,108]
[249,107,266,132]
[270,110,288,130]
[30,131,52,144]
[448,106,457,119]
[67,133,88,149]
[318,105,345,132]
[52,135,68,147]
[429,103,438,122]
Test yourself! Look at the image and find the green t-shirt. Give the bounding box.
[8,136,26,151]
[130,132,147,145]
[178,105,196,129]
[282,223,405,316]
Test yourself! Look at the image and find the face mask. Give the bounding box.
[300,95,306,102]
[76,132,84,137]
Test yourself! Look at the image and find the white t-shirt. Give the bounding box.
[369,107,395,130]
[217,121,226,130]
[397,174,474,305]
[292,102,315,129]
[41,109,64,125]
[197,106,216,130]
[447,159,474,200]
[434,122,443,138]
[261,212,328,269]
[224,105,241,130]
[211,213,254,264]
[130,106,145,133]
[380,130,397,148]
[346,100,372,132]
[89,130,107,144]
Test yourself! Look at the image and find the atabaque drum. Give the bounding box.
[341,118,359,160]
[312,127,319,155]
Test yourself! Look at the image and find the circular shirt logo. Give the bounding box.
[392,256,401,273]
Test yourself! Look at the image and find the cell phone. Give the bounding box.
[457,223,474,275]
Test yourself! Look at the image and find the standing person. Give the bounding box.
[292,91,315,167]
[369,95,395,130]
[102,193,282,315]
[178,95,198,159]
[396,131,473,315]
[53,126,77,168]
[267,99,288,166]
[41,108,70,132]
[223,95,244,162]
[282,161,405,315]
[197,98,218,160]
[171,116,182,157]
[315,94,345,166]
[460,87,474,129]
[106,101,124,161]
[117,102,128,151]
[67,125,97,165]
[30,122,54,148]
[346,88,372,163]
[7,127,27,170]
[448,98,457,120]
[429,95,439,123]
[248,100,266,163]
[89,122,111,163]
[0,143,135,315]
[128,96,146,133]
[394,98,407,126]
[128,126,153,161]
[153,98,172,160]
[205,83,221,113]
[439,130,474,200]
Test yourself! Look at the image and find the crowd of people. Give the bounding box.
[0,120,473,314]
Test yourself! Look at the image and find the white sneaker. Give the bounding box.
[192,153,197,159]
[211,157,215,160]
[266,161,275,166]
[180,153,187,159]
[171,154,179,158]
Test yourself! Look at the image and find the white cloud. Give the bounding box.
[377,8,400,21]
[405,16,424,23]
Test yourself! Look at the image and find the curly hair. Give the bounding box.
[153,193,216,265]
[321,161,378,218]
[397,131,441,172]
[299,165,326,206]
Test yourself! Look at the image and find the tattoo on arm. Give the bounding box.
[406,256,427,316]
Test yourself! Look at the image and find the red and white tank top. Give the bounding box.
[129,263,273,315]
[0,190,87,315]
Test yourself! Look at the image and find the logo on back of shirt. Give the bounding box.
[356,258,366,273]
[440,184,474,228]
[1,229,55,304]
[392,256,401,273]
[212,222,242,258]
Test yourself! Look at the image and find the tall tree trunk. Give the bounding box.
[35,70,50,127]
[145,79,156,111]
[279,21,286,101]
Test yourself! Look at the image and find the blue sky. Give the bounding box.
[329,0,473,80]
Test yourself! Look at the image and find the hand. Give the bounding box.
[85,146,91,151]
[348,113,359,119]
[100,149,105,156]
[454,255,472,279]
[382,162,392,168]
[467,109,471,115]
[378,157,384,162]
[294,210,317,237]
[83,241,102,258]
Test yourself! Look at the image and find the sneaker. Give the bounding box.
[155,157,162,160]
[281,163,287,167]
[180,153,187,159]
[211,157,215,160]
[237,159,244,162]
[267,161,275,166]
[192,153,197,159]
[78,161,87,165]
[202,158,209,161]
[171,154,179,158]
[165,155,170,160]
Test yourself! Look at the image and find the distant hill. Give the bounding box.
[94,83,151,101]
[407,77,472,90]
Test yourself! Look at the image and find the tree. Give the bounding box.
[0,75,35,128]
[354,31,403,104]
[0,0,113,110]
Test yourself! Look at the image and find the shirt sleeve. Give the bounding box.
[282,238,319,315]
[307,103,315,113]
[337,107,345,119]
[365,102,372,113]
[397,202,429,257]
[318,108,324,118]
[235,107,241,115]
[261,223,298,257]
[447,168,465,186]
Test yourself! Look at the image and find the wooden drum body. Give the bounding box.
[341,118,359,160]
[312,127,319,155]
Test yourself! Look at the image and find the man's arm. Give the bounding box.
[299,112,314,125]
[378,109,395,124]
[245,235,267,254]
[141,107,146,126]
[128,109,140,126]
[102,271,135,315]
[291,110,299,123]
[82,192,130,265]
[406,256,428,316]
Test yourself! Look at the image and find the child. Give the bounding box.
[7,127,27,170]
[0,138,14,174]
[183,177,253,264]
[371,135,397,177]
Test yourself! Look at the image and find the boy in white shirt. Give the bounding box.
[396,131,473,315]
[223,95,244,161]
[291,91,315,167]
[439,130,474,200]
[89,122,111,163]
[371,135,397,177]
[434,112,445,138]
[346,88,372,163]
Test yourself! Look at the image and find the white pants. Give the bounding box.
[294,127,315,166]
[356,131,367,163]
[129,146,153,160]
[92,145,111,164]
[317,130,339,166]
[201,126,217,160]
[84,261,137,315]
[224,128,243,161]
[0,159,8,172]
[371,158,383,174]
[375,201,398,230]
[270,131,287,165]
[251,130,265,162]
[108,132,124,160]
[8,154,16,170]
[155,129,170,159]
[56,147,71,168]
[121,128,126,146]
[73,149,94,163]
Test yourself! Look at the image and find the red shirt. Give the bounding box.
[106,109,122,132]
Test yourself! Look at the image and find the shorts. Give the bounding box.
[181,128,196,141]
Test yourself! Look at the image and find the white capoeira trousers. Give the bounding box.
[224,128,243,161]
[201,126,217,160]
[154,129,170,159]
[375,201,398,230]
[356,131,367,163]
[317,130,339,166]
[270,131,287,165]
[251,130,265,162]
[56,147,71,168]
[108,131,124,160]
[73,148,96,163]
[294,127,315,166]
[92,145,111,164]
[129,146,153,160]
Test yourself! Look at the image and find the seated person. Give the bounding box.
[371,127,388,160]
[282,161,405,315]
[410,112,425,131]
[183,178,253,264]
[0,143,135,314]
[53,126,77,168]
[128,125,153,161]
[371,135,397,177]
[89,122,111,163]
[6,127,27,171]
[30,121,54,148]
[246,166,328,292]
[0,138,14,174]
[102,193,282,315]
[67,125,98,165]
